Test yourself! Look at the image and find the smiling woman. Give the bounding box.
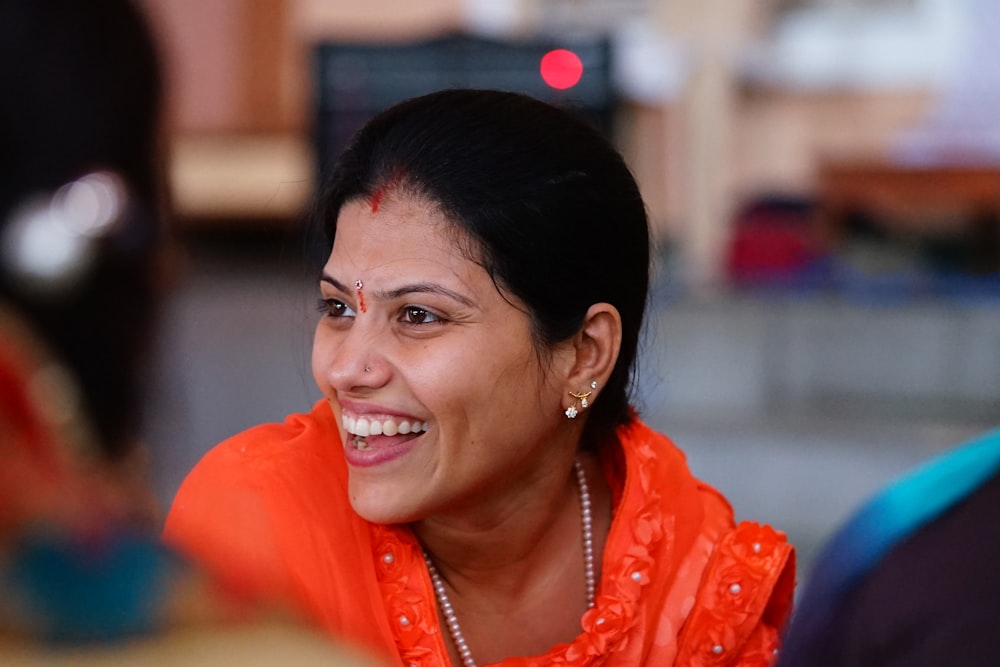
[314,193,583,527]
[164,89,796,666]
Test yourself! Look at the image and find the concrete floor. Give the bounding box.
[145,231,1000,576]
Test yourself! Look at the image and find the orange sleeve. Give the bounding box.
[163,441,296,610]
[162,406,402,663]
[674,522,796,666]
[730,622,783,666]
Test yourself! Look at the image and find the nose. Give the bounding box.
[315,317,390,394]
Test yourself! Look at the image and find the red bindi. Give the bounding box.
[354,279,367,313]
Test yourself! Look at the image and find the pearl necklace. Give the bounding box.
[422,458,596,667]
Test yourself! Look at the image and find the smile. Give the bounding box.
[342,414,429,438]
[340,412,430,462]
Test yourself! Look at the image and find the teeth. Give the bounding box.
[342,414,426,438]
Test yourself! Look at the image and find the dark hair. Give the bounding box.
[314,89,650,451]
[0,0,164,460]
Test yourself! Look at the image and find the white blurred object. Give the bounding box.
[1,171,128,295]
[613,18,690,104]
[893,0,1000,164]
[461,0,530,37]
[751,0,963,90]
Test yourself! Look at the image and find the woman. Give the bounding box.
[0,1,381,663]
[165,89,795,666]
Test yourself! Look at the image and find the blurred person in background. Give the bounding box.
[165,88,796,666]
[0,0,382,663]
[777,425,1000,667]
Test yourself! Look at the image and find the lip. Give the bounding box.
[342,432,423,468]
[337,398,422,422]
[336,398,427,468]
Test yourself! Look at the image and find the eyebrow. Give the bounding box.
[320,273,475,308]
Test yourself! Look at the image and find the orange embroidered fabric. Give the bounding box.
[164,401,795,666]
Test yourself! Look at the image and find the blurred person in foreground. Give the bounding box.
[0,0,382,663]
[165,88,796,666]
[777,425,1000,667]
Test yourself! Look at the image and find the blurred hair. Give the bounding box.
[313,89,650,451]
[0,0,165,460]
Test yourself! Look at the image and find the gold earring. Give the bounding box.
[568,390,593,409]
[565,381,598,419]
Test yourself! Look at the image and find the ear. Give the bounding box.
[563,303,622,401]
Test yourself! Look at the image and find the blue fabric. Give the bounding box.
[783,427,1000,652]
[3,528,184,643]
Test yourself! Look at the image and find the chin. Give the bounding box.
[348,478,423,525]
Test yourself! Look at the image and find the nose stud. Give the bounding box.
[364,365,371,373]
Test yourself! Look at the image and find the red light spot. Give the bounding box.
[540,49,583,90]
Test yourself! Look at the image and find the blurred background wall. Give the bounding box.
[140,0,998,284]
[135,0,999,574]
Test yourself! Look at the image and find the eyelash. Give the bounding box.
[317,298,445,326]
[316,298,355,318]
[401,306,441,325]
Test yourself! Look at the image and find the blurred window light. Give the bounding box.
[751,0,965,91]
[461,0,525,37]
[612,18,688,105]
[774,0,916,11]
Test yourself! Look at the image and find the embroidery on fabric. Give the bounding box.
[368,437,666,666]
[674,522,794,666]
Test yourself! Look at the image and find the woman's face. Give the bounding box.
[312,192,577,525]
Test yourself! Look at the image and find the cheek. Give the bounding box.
[399,348,479,417]
[437,350,536,421]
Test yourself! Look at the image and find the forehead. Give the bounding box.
[327,193,481,283]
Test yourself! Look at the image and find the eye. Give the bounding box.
[317,297,357,318]
[401,306,441,325]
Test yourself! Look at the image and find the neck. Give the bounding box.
[416,453,612,665]
[414,455,581,588]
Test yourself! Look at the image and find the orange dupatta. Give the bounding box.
[164,401,794,666]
